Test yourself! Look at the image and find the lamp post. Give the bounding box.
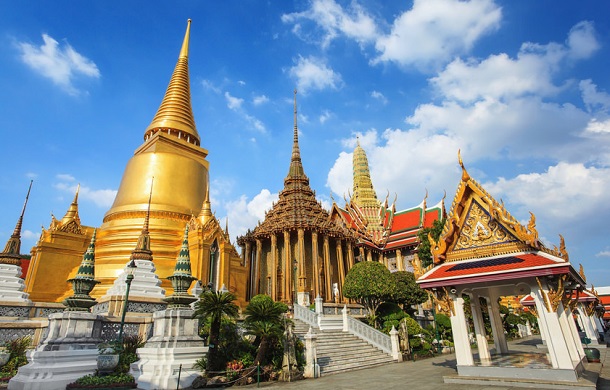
[293,259,298,306]
[430,289,442,354]
[117,259,137,346]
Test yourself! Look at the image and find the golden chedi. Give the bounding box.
[25,20,247,305]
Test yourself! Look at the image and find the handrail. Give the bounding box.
[345,315,392,355]
[294,303,318,328]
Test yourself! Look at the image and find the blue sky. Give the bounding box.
[1,1,610,287]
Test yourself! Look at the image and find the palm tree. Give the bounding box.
[193,290,239,375]
[243,295,288,365]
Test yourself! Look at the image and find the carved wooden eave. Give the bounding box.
[430,153,570,265]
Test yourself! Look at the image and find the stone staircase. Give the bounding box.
[293,318,395,375]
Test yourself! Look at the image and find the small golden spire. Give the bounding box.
[1,180,33,264]
[61,184,81,225]
[144,19,200,146]
[458,149,470,182]
[198,185,213,223]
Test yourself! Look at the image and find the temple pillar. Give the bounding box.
[366,248,372,262]
[396,249,404,272]
[470,294,491,365]
[577,304,601,346]
[297,229,309,306]
[347,241,354,270]
[487,291,509,354]
[336,240,345,303]
[323,236,331,303]
[255,239,262,296]
[531,282,576,370]
[451,294,474,368]
[271,234,277,301]
[558,302,585,362]
[283,231,291,303]
[312,232,320,300]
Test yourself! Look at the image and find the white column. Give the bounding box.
[558,303,585,361]
[578,304,600,346]
[450,295,474,367]
[531,283,575,370]
[487,292,509,354]
[470,294,491,365]
[304,328,319,378]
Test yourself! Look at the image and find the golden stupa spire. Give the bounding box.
[286,89,307,180]
[61,184,81,225]
[198,185,213,223]
[352,138,379,208]
[144,19,200,146]
[132,178,154,260]
[1,180,33,264]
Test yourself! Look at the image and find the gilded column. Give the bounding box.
[366,248,372,262]
[396,249,404,271]
[359,246,365,262]
[297,228,305,293]
[323,235,331,302]
[283,231,291,303]
[347,241,354,270]
[255,239,262,296]
[312,231,320,299]
[336,240,345,303]
[271,234,277,301]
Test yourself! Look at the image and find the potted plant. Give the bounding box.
[96,342,120,375]
[582,337,601,363]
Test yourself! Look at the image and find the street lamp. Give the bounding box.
[117,259,137,346]
[293,259,298,306]
[430,289,443,354]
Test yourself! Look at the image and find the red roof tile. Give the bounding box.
[418,253,571,288]
[391,209,421,232]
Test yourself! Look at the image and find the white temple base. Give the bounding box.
[8,349,98,390]
[0,264,31,303]
[8,312,102,390]
[130,309,207,390]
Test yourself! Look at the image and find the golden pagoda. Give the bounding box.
[24,20,247,306]
[237,91,358,305]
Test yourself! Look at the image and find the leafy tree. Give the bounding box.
[389,271,428,313]
[343,261,397,326]
[193,290,239,375]
[417,218,446,268]
[243,295,289,366]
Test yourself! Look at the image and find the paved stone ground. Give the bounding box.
[248,336,609,390]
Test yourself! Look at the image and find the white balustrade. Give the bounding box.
[294,303,318,328]
[345,315,393,355]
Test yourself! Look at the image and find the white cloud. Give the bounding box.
[596,250,610,258]
[245,114,266,133]
[585,119,610,134]
[225,91,244,110]
[56,173,76,182]
[580,79,610,113]
[319,110,331,124]
[281,0,378,49]
[17,34,100,95]
[373,0,502,69]
[371,90,388,104]
[288,56,343,93]
[566,21,599,60]
[253,95,269,105]
[202,79,221,94]
[223,189,278,241]
[22,229,39,240]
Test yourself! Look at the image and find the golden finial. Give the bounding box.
[458,149,470,182]
[579,264,587,283]
[1,180,33,259]
[179,19,191,59]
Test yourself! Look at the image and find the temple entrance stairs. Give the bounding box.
[293,318,396,375]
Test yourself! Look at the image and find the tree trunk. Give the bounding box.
[206,318,221,376]
[254,336,269,366]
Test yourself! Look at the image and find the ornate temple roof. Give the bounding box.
[242,91,355,241]
[144,19,200,146]
[330,141,444,250]
[417,152,583,289]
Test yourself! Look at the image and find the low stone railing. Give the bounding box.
[343,307,392,355]
[293,300,400,361]
[294,303,318,328]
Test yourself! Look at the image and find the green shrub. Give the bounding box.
[0,336,31,381]
[66,373,135,388]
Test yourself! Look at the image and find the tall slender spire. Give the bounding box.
[132,178,154,260]
[1,180,33,262]
[286,89,307,180]
[198,185,213,223]
[352,140,378,208]
[144,19,200,146]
